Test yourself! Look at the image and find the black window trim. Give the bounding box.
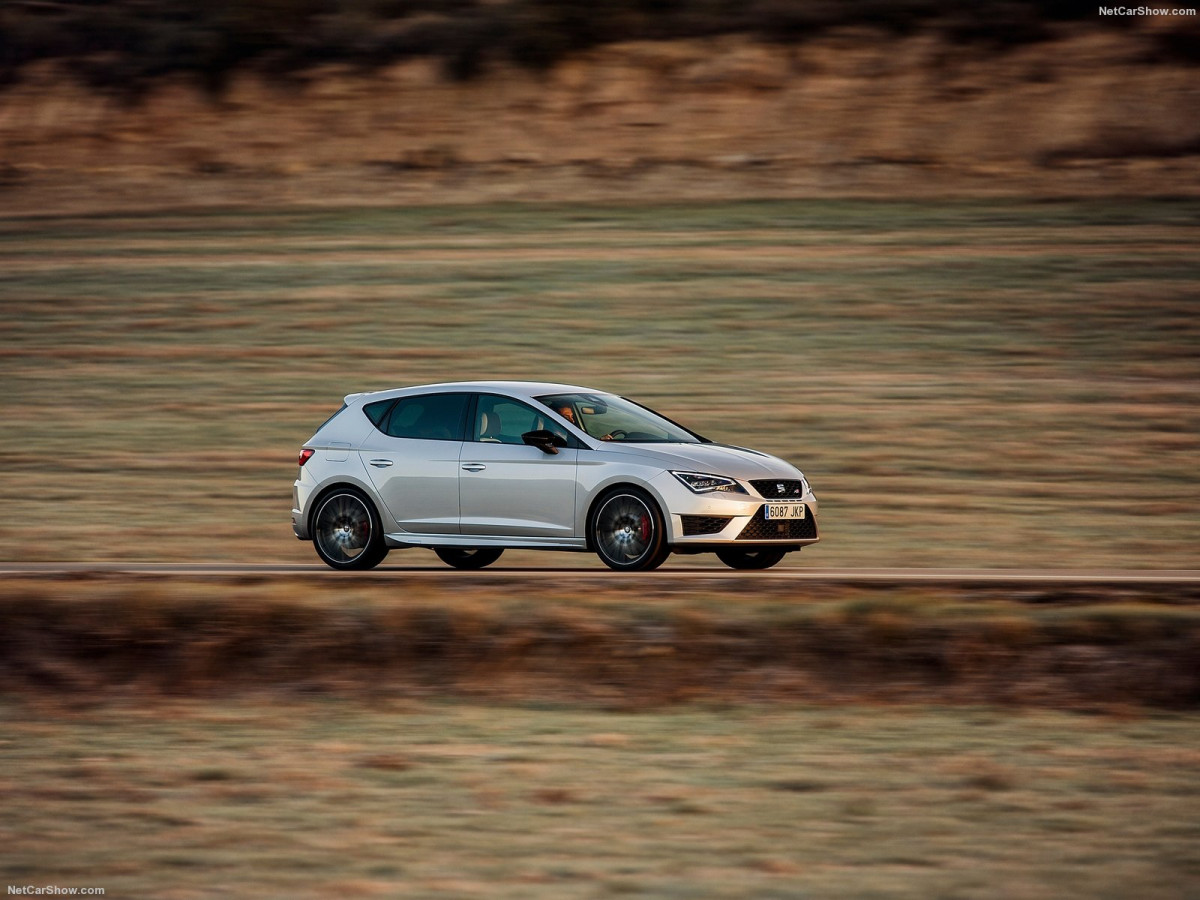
[316,402,349,433]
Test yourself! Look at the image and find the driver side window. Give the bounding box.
[472,395,550,444]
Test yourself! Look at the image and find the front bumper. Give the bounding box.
[649,471,820,548]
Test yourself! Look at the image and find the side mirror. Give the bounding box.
[521,429,567,455]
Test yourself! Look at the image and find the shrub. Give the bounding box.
[0,0,1126,95]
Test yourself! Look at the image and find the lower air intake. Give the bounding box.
[736,506,817,541]
[680,515,733,536]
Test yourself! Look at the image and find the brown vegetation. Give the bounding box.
[0,1,1166,91]
[0,8,1198,210]
[3,576,1198,709]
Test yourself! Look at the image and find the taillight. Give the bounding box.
[298,448,315,467]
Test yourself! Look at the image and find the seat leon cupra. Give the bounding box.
[293,381,819,571]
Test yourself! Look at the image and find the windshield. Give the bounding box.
[536,393,705,443]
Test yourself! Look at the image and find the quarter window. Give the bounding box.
[377,393,469,441]
[363,399,394,427]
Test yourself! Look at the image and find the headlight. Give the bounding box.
[671,471,748,494]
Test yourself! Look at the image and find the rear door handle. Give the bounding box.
[368,459,393,468]
[461,463,486,472]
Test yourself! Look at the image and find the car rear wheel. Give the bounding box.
[715,547,788,570]
[312,488,388,570]
[435,547,504,569]
[590,488,670,571]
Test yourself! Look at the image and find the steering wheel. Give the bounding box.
[602,429,628,441]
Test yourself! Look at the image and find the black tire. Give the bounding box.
[311,487,388,571]
[715,547,788,570]
[435,547,504,570]
[589,487,670,571]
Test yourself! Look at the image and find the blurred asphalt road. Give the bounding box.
[1,564,1197,584]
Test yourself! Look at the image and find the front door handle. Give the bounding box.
[461,463,486,472]
[368,459,393,468]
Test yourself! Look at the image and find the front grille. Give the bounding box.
[680,515,733,536]
[737,506,817,541]
[750,479,806,499]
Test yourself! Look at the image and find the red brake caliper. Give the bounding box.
[639,514,651,542]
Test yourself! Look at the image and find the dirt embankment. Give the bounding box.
[3,577,1198,709]
[1,27,1198,212]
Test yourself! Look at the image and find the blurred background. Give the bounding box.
[1,1,1198,567]
[2,5,1200,899]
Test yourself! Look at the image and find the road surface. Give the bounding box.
[1,563,1197,585]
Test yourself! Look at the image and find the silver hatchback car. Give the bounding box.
[293,381,819,571]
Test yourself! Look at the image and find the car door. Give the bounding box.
[358,392,470,535]
[458,394,579,538]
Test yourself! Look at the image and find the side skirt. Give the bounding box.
[384,532,588,551]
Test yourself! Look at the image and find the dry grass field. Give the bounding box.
[2,571,1198,897]
[2,198,1198,896]
[3,695,1198,899]
[1,199,1198,569]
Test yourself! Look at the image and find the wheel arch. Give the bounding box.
[306,477,390,538]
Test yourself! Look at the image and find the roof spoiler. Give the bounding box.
[343,392,367,405]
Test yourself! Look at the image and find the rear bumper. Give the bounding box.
[292,479,311,540]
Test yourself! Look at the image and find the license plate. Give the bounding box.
[763,503,806,520]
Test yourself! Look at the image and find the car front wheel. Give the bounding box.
[312,488,388,570]
[589,488,670,571]
[715,547,788,570]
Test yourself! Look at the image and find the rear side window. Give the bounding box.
[363,399,394,427]
[378,393,469,441]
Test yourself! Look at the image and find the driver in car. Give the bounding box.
[558,401,617,440]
